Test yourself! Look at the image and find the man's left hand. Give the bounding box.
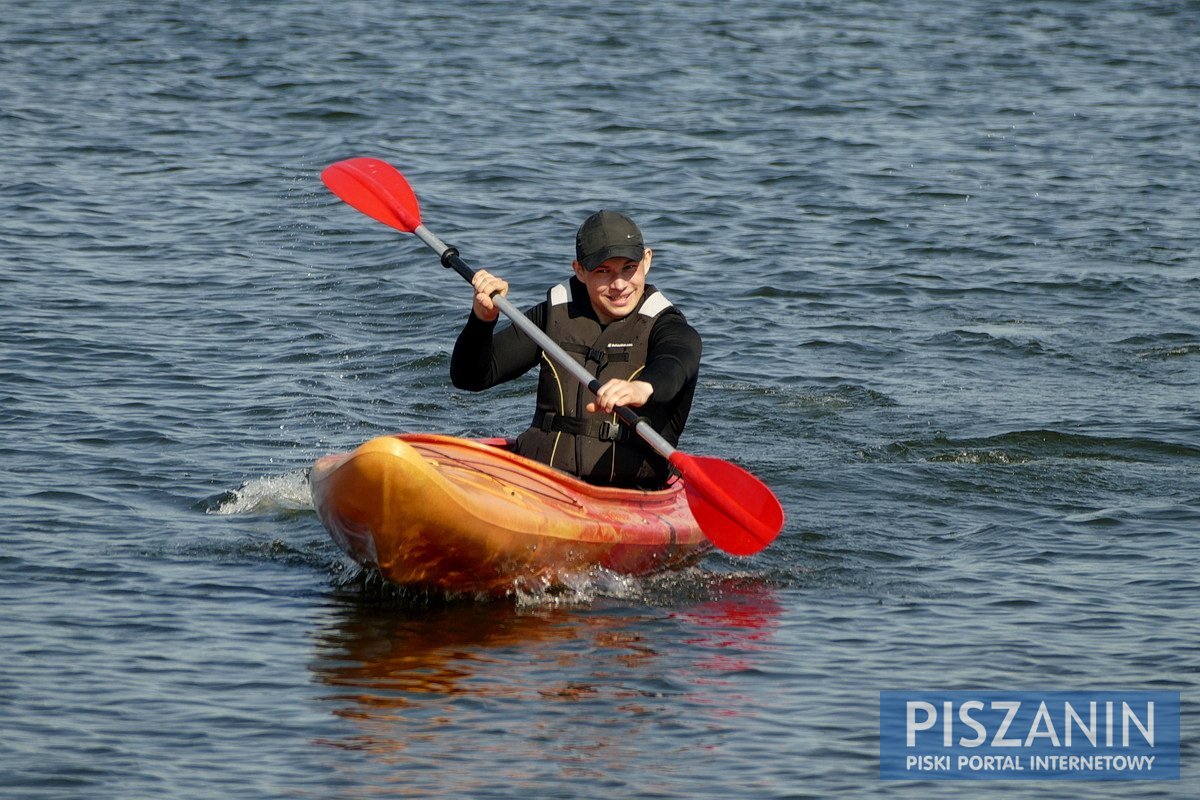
[587,379,654,414]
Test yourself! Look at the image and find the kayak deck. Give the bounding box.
[310,433,710,594]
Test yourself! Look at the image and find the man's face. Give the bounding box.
[573,248,652,325]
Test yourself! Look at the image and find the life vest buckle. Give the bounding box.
[598,420,622,442]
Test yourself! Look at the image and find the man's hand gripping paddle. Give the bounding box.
[321,157,784,555]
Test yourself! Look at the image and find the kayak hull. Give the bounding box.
[309,434,710,594]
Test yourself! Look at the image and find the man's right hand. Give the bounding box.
[471,270,509,322]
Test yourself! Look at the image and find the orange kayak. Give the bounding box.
[309,433,710,595]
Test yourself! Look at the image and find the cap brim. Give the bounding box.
[581,244,645,271]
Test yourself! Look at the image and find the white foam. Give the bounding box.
[513,566,644,607]
[207,469,313,515]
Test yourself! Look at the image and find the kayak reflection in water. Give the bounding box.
[450,210,702,489]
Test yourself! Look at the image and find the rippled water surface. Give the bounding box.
[2,1,1198,797]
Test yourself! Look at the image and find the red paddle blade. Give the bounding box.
[671,453,784,556]
[321,157,422,232]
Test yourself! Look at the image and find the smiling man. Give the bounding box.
[450,210,702,488]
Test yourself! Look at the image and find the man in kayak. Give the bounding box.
[450,210,701,489]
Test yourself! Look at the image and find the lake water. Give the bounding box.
[2,1,1197,797]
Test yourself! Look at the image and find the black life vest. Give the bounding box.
[514,279,677,487]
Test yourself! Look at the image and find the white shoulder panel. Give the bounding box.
[638,290,674,318]
[549,282,570,306]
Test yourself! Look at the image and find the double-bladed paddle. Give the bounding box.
[321,157,784,555]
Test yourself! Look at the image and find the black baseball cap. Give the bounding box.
[575,210,645,271]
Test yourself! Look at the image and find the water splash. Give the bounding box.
[513,567,647,608]
[326,562,779,610]
[203,469,313,515]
